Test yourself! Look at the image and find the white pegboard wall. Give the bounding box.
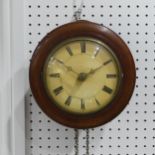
[24,0,155,155]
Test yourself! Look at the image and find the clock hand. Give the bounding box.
[76,64,103,81]
[88,64,104,75]
[89,59,113,74]
[54,58,78,75]
[77,64,104,81]
[75,64,104,82]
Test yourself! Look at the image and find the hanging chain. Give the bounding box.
[86,129,90,155]
[72,0,84,21]
[74,128,90,155]
[74,129,79,155]
[74,129,90,155]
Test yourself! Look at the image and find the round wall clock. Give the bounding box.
[29,20,136,128]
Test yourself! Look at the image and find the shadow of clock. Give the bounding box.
[13,88,103,155]
[24,89,84,155]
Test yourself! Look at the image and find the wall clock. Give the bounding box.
[29,20,136,128]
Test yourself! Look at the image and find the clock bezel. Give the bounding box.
[42,37,123,115]
[29,20,136,128]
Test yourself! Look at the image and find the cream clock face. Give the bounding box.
[43,37,122,114]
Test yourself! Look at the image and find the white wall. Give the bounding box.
[0,1,12,155]
[0,0,25,155]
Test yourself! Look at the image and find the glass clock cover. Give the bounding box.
[43,37,122,114]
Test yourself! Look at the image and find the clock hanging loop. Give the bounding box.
[72,0,84,21]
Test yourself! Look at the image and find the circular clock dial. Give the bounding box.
[43,37,122,114]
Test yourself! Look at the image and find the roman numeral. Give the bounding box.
[66,46,73,56]
[95,98,100,106]
[53,86,63,96]
[65,96,72,106]
[103,59,112,65]
[94,47,100,57]
[81,99,85,110]
[106,74,117,78]
[102,85,113,94]
[49,73,60,78]
[80,41,86,53]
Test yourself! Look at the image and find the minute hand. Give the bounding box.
[54,58,78,74]
[89,64,104,75]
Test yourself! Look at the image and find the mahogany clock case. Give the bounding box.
[29,20,136,128]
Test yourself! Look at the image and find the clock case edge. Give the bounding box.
[29,20,136,129]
